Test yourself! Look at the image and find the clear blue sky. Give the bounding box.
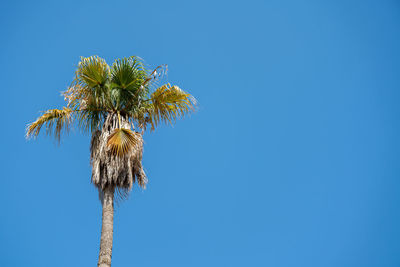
[1,0,399,266]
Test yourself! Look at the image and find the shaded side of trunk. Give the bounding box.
[98,187,114,267]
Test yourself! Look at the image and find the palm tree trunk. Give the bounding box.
[98,187,114,267]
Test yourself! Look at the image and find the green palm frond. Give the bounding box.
[75,56,110,88]
[71,56,112,111]
[110,57,147,109]
[111,57,146,91]
[146,83,196,129]
[107,128,141,157]
[26,107,75,142]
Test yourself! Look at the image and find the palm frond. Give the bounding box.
[62,84,87,110]
[146,83,196,129]
[70,56,112,111]
[26,107,75,142]
[75,56,110,88]
[107,128,141,157]
[110,57,147,109]
[111,57,146,90]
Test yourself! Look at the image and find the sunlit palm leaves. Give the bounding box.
[107,128,141,157]
[111,57,146,91]
[70,56,111,113]
[26,55,197,141]
[76,56,110,88]
[146,83,196,129]
[110,57,147,110]
[26,107,74,142]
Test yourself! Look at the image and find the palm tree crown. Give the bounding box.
[26,55,196,192]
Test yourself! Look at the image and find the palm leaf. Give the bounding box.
[75,56,110,88]
[146,83,196,129]
[71,56,112,111]
[26,107,75,142]
[62,84,85,110]
[110,57,147,109]
[107,128,141,157]
[111,57,146,91]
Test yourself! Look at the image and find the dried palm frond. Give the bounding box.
[62,84,87,110]
[107,128,141,157]
[142,64,168,88]
[26,107,74,142]
[91,113,146,193]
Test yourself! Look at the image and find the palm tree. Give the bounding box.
[26,56,196,267]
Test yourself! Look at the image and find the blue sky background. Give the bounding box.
[1,0,400,266]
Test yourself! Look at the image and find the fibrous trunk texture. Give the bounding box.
[90,113,147,193]
[98,187,114,267]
